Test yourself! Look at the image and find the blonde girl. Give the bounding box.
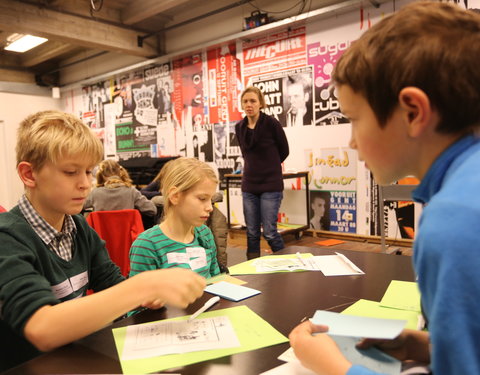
[84,159,156,216]
[129,157,221,280]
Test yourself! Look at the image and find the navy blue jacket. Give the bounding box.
[235,112,289,194]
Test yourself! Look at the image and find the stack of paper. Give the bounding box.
[228,252,364,277]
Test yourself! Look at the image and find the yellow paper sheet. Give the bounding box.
[380,280,421,312]
[228,253,314,275]
[342,299,420,330]
[112,305,288,374]
[207,273,247,285]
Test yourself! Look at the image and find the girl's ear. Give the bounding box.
[168,186,180,206]
[17,162,36,188]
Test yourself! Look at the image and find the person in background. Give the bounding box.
[235,86,289,259]
[84,159,156,217]
[129,157,221,290]
[140,170,162,199]
[289,2,480,374]
[0,111,205,372]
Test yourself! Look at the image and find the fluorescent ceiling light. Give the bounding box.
[4,34,48,53]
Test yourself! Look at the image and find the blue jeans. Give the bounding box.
[242,191,285,253]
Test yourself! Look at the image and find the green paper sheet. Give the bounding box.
[342,299,420,330]
[112,305,288,374]
[380,280,421,312]
[228,253,314,275]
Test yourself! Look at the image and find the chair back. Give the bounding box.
[86,209,144,276]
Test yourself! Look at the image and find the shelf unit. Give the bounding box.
[224,171,310,239]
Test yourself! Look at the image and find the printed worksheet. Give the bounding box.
[253,257,319,272]
[122,316,240,360]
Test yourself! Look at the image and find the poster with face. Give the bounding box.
[249,66,314,127]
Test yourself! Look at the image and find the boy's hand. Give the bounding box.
[289,321,351,375]
[355,334,409,360]
[356,329,430,363]
[141,268,206,309]
[141,298,165,310]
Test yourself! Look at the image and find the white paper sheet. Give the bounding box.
[121,315,240,360]
[312,253,364,276]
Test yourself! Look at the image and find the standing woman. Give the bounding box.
[235,86,289,259]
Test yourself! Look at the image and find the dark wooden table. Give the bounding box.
[3,246,415,375]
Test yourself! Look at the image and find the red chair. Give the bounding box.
[0,205,6,213]
[86,209,144,277]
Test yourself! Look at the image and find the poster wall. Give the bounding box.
[63,0,414,237]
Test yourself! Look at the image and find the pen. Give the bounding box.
[188,296,220,321]
[296,251,307,267]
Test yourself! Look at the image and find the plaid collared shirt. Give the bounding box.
[19,195,76,261]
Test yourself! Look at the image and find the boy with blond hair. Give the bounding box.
[0,111,205,371]
[289,2,480,374]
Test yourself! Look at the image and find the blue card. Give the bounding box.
[311,310,406,339]
[330,335,401,374]
[204,281,261,301]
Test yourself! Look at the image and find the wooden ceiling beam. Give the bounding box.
[121,0,191,25]
[21,41,77,67]
[0,0,158,57]
[0,67,35,84]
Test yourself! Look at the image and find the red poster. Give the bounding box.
[242,27,307,86]
[207,44,243,124]
[172,54,204,128]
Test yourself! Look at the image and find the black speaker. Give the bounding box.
[244,11,269,30]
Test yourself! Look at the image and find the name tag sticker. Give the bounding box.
[70,271,89,291]
[51,280,74,299]
[167,252,189,264]
[186,247,205,258]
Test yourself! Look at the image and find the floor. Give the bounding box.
[225,229,413,267]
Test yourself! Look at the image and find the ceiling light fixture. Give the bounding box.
[4,33,48,53]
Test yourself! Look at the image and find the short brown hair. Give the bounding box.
[333,1,480,134]
[241,86,267,109]
[16,110,103,169]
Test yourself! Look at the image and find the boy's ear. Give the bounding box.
[17,162,36,188]
[398,87,434,137]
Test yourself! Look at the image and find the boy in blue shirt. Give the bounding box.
[0,110,205,371]
[289,2,480,374]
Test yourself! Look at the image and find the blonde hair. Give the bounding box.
[95,159,133,187]
[16,110,103,169]
[241,86,267,109]
[159,157,218,216]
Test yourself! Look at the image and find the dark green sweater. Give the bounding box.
[0,207,124,371]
